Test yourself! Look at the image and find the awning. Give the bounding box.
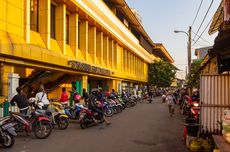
[208,2,224,35]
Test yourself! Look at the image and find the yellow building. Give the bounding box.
[0,0,173,100]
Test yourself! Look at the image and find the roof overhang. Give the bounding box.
[103,0,156,48]
[209,2,223,35]
[152,44,174,63]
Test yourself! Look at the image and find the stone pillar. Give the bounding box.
[0,64,19,100]
[109,39,113,68]
[8,73,20,101]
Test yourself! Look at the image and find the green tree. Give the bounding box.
[186,59,202,89]
[148,60,176,87]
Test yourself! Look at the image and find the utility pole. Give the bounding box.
[188,26,192,76]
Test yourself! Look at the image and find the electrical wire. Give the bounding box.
[192,31,212,45]
[191,0,204,27]
[193,0,214,41]
[193,17,213,46]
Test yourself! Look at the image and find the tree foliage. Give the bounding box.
[148,60,176,87]
[186,59,202,89]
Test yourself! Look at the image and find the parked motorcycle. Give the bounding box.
[9,98,52,139]
[47,101,69,129]
[64,103,85,120]
[181,96,191,115]
[79,107,104,129]
[190,101,200,123]
[0,116,17,148]
[102,101,114,117]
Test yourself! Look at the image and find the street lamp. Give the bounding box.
[174,26,192,76]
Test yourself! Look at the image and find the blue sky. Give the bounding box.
[125,0,221,78]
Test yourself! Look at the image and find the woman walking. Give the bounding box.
[166,91,175,117]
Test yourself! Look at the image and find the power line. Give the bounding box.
[192,30,212,45]
[193,0,214,41]
[191,0,204,27]
[193,17,213,46]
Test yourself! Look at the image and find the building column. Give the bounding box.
[96,31,103,65]
[107,79,117,92]
[124,49,127,72]
[88,26,96,64]
[24,0,30,43]
[56,3,66,54]
[127,51,130,74]
[39,0,51,49]
[103,35,109,67]
[79,20,88,61]
[0,64,20,101]
[109,39,113,68]
[113,42,118,69]
[69,13,78,57]
[80,75,88,92]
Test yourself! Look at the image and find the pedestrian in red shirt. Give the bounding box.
[60,87,68,106]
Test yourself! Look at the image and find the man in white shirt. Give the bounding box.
[35,88,50,110]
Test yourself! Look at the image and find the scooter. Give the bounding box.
[47,101,69,129]
[0,116,17,148]
[64,103,85,120]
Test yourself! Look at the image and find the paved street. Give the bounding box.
[1,97,187,152]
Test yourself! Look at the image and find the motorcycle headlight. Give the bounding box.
[194,103,199,107]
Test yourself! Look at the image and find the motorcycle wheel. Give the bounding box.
[116,106,122,113]
[112,106,118,114]
[57,117,69,130]
[34,120,52,139]
[1,131,15,148]
[104,108,114,117]
[125,102,132,108]
[80,120,87,129]
[131,101,137,107]
[181,107,186,115]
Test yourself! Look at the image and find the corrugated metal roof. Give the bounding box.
[209,2,224,35]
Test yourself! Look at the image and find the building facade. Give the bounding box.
[0,0,172,100]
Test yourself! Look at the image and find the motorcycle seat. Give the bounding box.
[45,110,52,116]
[9,111,29,119]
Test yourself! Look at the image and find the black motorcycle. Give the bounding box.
[0,116,17,148]
[79,107,104,129]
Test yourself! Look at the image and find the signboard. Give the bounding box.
[68,60,111,76]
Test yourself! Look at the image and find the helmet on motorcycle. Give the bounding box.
[91,88,98,96]
[28,97,37,104]
[192,88,198,93]
[37,102,44,109]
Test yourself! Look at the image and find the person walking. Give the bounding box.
[82,88,89,106]
[10,87,29,115]
[35,87,50,110]
[60,87,68,106]
[166,91,175,117]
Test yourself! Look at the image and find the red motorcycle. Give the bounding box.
[190,101,200,123]
[79,107,104,129]
[9,109,52,139]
